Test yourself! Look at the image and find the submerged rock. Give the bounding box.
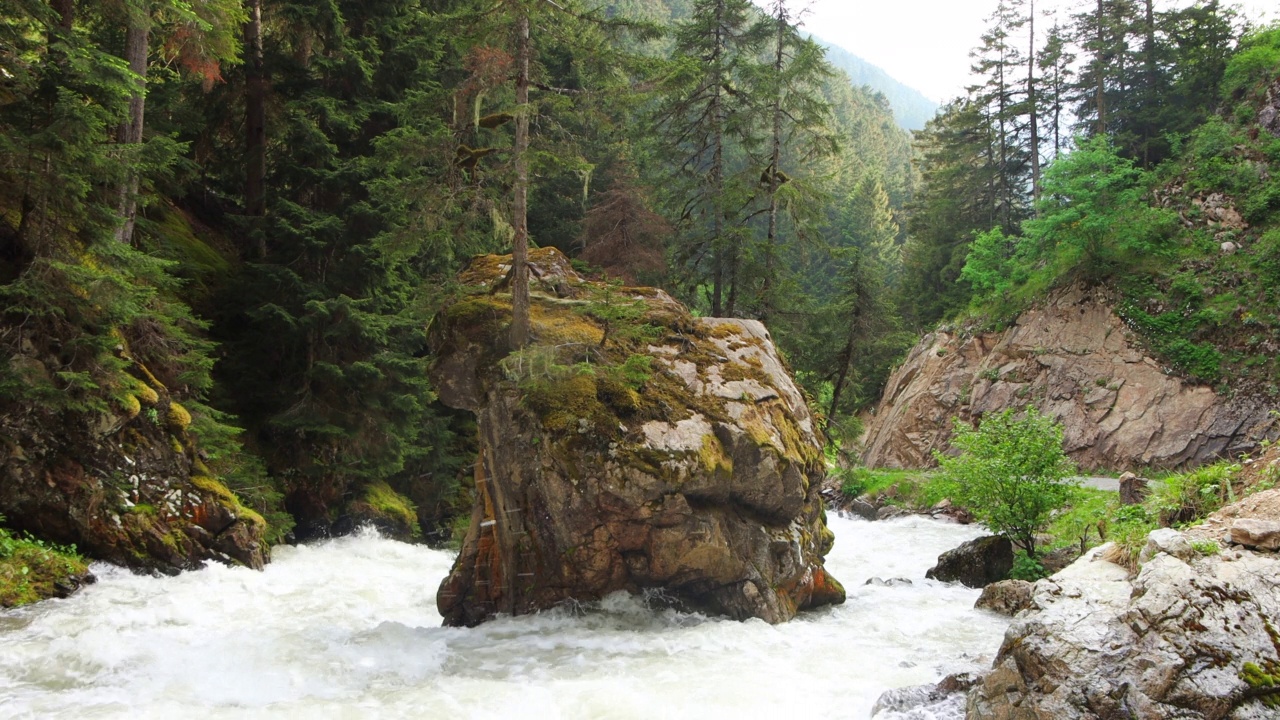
[430,248,844,626]
[926,535,1013,588]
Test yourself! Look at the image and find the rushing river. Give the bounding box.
[0,515,1008,719]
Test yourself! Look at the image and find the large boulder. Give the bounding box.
[968,493,1280,719]
[430,248,844,626]
[861,284,1279,472]
[926,535,1013,588]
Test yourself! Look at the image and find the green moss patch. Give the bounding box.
[0,523,89,608]
[362,481,419,534]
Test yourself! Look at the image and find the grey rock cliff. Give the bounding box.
[862,284,1278,472]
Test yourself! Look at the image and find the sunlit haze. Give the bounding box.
[785,0,1278,104]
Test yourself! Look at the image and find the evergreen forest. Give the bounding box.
[2,0,1278,549]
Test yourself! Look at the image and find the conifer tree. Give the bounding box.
[653,0,763,317]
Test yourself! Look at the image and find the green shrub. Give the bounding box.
[1010,552,1049,581]
[1148,462,1240,526]
[936,408,1077,558]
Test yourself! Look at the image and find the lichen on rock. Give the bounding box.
[430,247,844,626]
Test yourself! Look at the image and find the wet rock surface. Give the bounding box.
[968,493,1280,719]
[862,284,1279,472]
[926,535,1013,588]
[975,579,1035,616]
[430,248,844,626]
[0,364,267,574]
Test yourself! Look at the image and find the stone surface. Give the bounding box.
[926,535,1013,588]
[861,284,1279,472]
[1227,519,1280,552]
[430,248,844,626]
[1139,527,1197,563]
[975,579,1036,616]
[969,499,1280,719]
[0,362,267,574]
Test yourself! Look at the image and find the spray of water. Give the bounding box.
[0,516,1007,719]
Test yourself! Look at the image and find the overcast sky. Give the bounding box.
[789,0,1278,103]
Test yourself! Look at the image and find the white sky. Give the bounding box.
[790,0,1278,103]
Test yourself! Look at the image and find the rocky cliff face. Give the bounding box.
[430,248,845,626]
[968,490,1280,719]
[0,355,267,574]
[862,284,1278,471]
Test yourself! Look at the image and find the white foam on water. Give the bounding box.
[0,517,1008,719]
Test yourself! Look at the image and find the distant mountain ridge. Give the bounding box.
[812,36,939,131]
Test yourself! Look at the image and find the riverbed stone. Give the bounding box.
[974,579,1035,616]
[926,535,1013,588]
[430,248,843,626]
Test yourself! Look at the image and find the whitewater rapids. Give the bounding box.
[0,514,1008,719]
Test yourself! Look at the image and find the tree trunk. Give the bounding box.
[709,0,725,318]
[1095,0,1107,136]
[114,7,149,245]
[1027,0,1039,202]
[761,2,785,324]
[509,8,532,349]
[244,0,267,249]
[1141,0,1155,167]
[52,0,73,30]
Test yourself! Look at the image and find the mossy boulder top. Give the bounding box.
[430,247,845,626]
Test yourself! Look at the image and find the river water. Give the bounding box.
[0,515,1008,719]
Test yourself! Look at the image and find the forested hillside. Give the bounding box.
[900,0,1280,396]
[813,38,940,131]
[0,0,917,557]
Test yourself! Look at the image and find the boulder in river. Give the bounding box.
[926,535,1013,588]
[430,248,845,626]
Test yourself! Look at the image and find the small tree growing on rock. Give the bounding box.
[936,408,1077,559]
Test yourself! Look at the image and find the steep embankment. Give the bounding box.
[0,352,268,575]
[862,284,1279,471]
[430,248,844,626]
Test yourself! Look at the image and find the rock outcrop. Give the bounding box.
[968,492,1280,719]
[430,248,844,626]
[0,359,267,574]
[862,284,1279,472]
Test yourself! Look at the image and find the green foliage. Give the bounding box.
[1190,538,1220,555]
[936,408,1077,558]
[0,516,87,608]
[1009,552,1049,582]
[1221,24,1280,103]
[1147,462,1241,526]
[1048,487,1116,554]
[1021,137,1177,276]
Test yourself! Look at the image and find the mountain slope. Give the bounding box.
[813,36,939,131]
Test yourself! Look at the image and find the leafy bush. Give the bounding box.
[936,408,1077,558]
[1148,461,1241,525]
[1010,552,1049,581]
[1221,24,1280,103]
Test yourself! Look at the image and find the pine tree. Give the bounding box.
[652,0,763,317]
